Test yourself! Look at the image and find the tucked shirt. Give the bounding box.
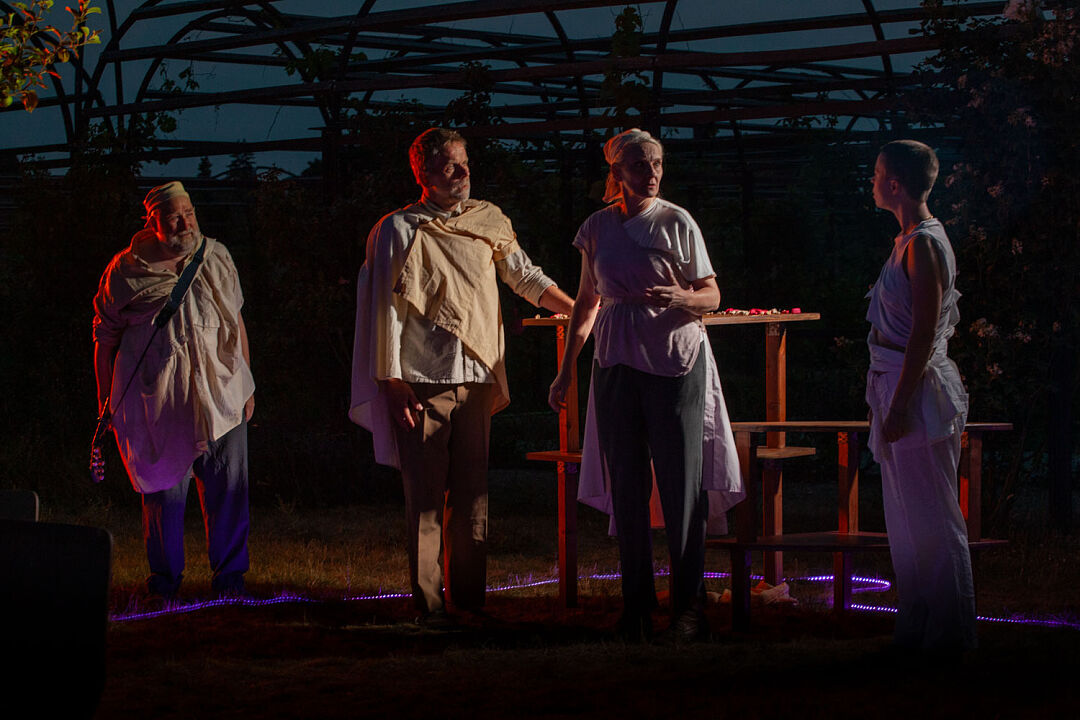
[573,198,715,377]
[865,218,968,460]
[93,232,255,493]
[350,198,558,470]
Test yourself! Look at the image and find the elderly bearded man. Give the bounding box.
[94,182,255,600]
[350,128,574,626]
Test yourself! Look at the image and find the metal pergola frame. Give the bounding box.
[1,0,1006,182]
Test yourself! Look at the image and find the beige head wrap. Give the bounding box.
[602,128,661,203]
[143,181,190,217]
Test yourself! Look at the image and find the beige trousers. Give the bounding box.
[394,382,493,613]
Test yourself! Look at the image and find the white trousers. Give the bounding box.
[879,433,978,650]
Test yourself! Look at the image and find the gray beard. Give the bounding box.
[165,231,200,255]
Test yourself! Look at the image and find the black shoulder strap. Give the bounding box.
[153,235,208,328]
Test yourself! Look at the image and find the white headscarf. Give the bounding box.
[602,128,660,203]
[143,181,190,216]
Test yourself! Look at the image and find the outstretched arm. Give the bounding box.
[538,284,574,315]
[882,235,943,443]
[548,255,600,412]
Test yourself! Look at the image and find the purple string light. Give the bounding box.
[110,570,1080,630]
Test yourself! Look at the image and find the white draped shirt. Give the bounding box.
[865,218,969,462]
[93,233,255,494]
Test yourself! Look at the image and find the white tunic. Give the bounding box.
[865,218,977,650]
[93,234,255,494]
[573,199,744,534]
[865,218,968,460]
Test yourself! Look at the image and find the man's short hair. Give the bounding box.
[409,128,466,185]
[879,140,939,201]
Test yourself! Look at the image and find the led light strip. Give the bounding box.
[111,571,1079,630]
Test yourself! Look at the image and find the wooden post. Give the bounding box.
[557,460,579,609]
[762,459,783,585]
[958,431,982,541]
[763,323,786,584]
[555,325,579,608]
[732,430,758,632]
[764,323,787,448]
[833,431,860,613]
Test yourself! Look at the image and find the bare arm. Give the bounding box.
[94,340,118,416]
[548,256,601,412]
[882,235,943,443]
[643,271,720,316]
[537,284,574,315]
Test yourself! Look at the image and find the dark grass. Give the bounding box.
[39,469,1080,719]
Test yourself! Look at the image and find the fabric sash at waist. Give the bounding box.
[601,295,648,306]
[868,339,949,374]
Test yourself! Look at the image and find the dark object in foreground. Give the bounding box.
[0,518,112,717]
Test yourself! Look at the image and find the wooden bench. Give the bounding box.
[713,420,1011,631]
[523,444,818,609]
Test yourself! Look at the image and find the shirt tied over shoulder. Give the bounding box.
[93,231,254,493]
[396,200,519,382]
[350,198,557,470]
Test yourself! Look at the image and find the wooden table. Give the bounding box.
[523,312,820,608]
[714,420,1012,632]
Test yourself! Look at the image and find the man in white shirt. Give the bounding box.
[350,128,573,625]
[94,182,255,600]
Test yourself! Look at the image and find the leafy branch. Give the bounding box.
[0,0,101,112]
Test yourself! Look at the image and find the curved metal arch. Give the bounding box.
[84,0,172,125]
[344,15,583,132]
[128,3,331,133]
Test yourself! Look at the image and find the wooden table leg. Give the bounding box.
[763,461,783,585]
[764,323,787,585]
[958,431,982,540]
[833,552,853,613]
[558,460,579,608]
[554,325,581,608]
[833,431,860,614]
[732,430,758,631]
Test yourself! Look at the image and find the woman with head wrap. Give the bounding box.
[549,129,742,642]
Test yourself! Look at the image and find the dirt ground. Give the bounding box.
[89,585,1080,720]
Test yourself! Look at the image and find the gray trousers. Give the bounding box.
[141,419,250,596]
[393,382,493,614]
[593,347,708,617]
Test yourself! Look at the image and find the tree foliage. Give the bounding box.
[908,0,1080,528]
[0,0,100,112]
